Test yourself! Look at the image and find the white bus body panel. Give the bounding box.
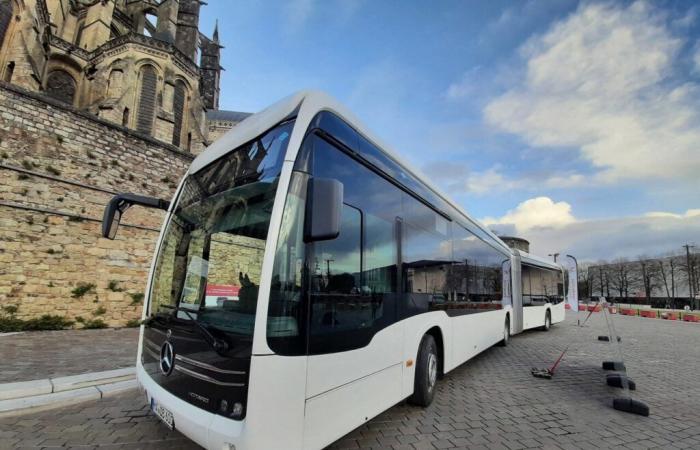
[450,309,507,366]
[551,301,565,324]
[303,323,404,448]
[522,305,549,330]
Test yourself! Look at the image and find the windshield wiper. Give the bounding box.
[155,305,230,355]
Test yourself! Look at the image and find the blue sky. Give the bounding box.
[200,1,700,261]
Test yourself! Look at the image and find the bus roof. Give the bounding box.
[518,251,562,271]
[191,90,512,255]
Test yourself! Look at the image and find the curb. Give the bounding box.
[0,367,136,416]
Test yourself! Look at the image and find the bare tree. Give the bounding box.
[658,259,671,298]
[578,264,591,299]
[609,259,633,299]
[638,258,661,301]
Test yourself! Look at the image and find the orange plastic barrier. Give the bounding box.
[662,312,678,320]
[578,304,587,311]
[620,308,638,316]
[683,314,699,322]
[640,310,657,318]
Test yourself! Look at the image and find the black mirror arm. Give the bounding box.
[114,193,170,212]
[102,193,171,239]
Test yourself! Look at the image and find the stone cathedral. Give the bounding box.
[0,0,248,154]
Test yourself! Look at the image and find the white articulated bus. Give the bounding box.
[102,91,567,450]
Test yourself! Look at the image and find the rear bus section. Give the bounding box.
[518,253,567,331]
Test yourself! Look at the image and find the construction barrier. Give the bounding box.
[571,304,699,323]
[661,312,678,320]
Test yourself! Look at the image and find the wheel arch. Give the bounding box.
[425,325,445,376]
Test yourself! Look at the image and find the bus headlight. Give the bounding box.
[231,402,243,419]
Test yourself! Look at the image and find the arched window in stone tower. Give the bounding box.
[172,81,187,148]
[136,65,157,134]
[45,70,77,105]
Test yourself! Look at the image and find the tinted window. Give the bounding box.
[447,224,506,315]
[522,265,564,305]
[268,171,308,355]
[308,135,400,354]
[401,192,452,316]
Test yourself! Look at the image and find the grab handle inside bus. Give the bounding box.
[102,193,170,239]
[304,177,344,242]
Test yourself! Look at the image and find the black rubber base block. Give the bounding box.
[531,367,552,379]
[602,361,626,371]
[597,336,622,342]
[613,398,649,416]
[607,373,636,390]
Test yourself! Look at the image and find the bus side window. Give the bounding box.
[450,224,505,314]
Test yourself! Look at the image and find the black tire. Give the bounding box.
[408,334,438,407]
[498,317,510,347]
[542,310,551,331]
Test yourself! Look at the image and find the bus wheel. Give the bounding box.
[408,334,438,407]
[542,311,551,331]
[498,317,510,347]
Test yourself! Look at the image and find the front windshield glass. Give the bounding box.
[148,120,294,336]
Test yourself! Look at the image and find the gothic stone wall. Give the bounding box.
[0,82,194,327]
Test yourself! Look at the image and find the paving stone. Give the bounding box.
[0,328,138,383]
[0,315,699,449]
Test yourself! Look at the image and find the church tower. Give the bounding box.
[200,21,222,110]
[0,0,243,155]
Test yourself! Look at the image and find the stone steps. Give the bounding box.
[0,367,136,416]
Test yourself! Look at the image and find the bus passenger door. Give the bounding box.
[302,204,403,449]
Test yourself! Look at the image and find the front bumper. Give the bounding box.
[138,363,245,450]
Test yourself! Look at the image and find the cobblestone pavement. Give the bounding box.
[0,328,139,383]
[1,313,699,449]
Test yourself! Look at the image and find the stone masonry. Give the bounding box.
[0,81,193,327]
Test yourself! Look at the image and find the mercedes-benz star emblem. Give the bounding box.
[160,341,175,376]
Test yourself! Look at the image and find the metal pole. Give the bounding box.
[683,244,695,309]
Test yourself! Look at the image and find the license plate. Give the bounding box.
[151,398,175,430]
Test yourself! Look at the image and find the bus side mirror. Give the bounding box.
[304,177,343,242]
[102,193,170,240]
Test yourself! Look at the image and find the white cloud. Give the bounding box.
[483,199,700,262]
[483,196,576,232]
[484,1,700,184]
[444,67,482,101]
[424,163,587,196]
[645,209,700,219]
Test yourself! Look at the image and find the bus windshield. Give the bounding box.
[147,120,294,337]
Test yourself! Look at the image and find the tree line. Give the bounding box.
[578,248,700,310]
